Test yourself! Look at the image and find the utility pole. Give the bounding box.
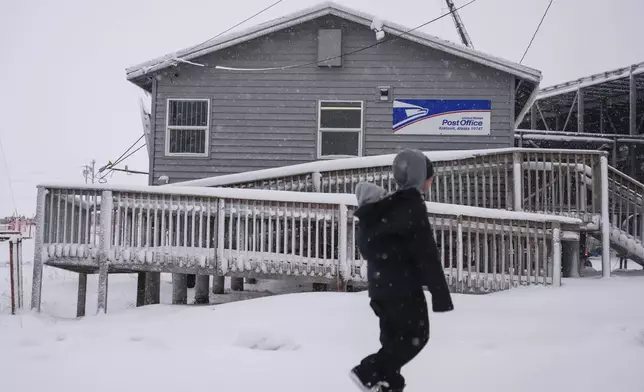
[82,160,97,184]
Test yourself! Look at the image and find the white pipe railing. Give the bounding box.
[606,166,644,264]
[31,183,583,311]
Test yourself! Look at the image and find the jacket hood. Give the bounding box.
[355,182,387,207]
[393,149,428,193]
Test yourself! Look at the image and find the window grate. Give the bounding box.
[166,99,210,156]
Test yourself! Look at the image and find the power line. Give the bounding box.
[191,0,285,50]
[100,144,147,181]
[99,134,145,173]
[0,135,18,215]
[111,139,145,169]
[113,134,144,165]
[117,144,146,167]
[96,1,286,181]
[519,0,554,64]
[212,0,479,72]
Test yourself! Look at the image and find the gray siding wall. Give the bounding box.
[151,16,515,184]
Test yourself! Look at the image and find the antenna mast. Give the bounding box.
[445,0,474,48]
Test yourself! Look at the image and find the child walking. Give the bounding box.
[350,149,454,392]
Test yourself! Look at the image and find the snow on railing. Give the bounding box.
[171,148,607,223]
[519,151,602,222]
[30,182,584,311]
[607,166,644,244]
[170,148,520,210]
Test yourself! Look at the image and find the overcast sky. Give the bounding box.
[1,0,643,217]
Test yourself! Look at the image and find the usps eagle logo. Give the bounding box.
[392,99,491,136]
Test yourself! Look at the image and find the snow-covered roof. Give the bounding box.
[125,1,541,84]
[536,61,644,101]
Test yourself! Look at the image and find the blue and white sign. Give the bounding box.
[392,99,491,135]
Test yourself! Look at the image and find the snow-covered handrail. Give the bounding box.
[37,182,581,226]
[169,148,606,188]
[163,149,607,225]
[608,165,644,190]
[606,165,644,243]
[30,182,576,312]
[169,148,512,188]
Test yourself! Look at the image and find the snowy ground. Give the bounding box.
[1,240,644,392]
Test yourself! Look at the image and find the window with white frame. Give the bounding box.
[318,100,363,158]
[166,99,210,156]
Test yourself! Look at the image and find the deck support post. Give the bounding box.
[230,277,244,292]
[144,272,161,305]
[562,237,580,278]
[76,273,87,317]
[97,190,113,314]
[136,273,146,307]
[172,274,188,305]
[600,156,611,278]
[194,275,210,304]
[212,275,225,294]
[31,187,47,312]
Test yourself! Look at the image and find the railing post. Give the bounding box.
[9,236,24,314]
[456,217,464,285]
[31,187,47,312]
[18,238,24,309]
[552,223,562,287]
[337,204,348,291]
[599,156,611,278]
[312,172,322,192]
[217,199,227,275]
[512,151,523,211]
[97,190,113,314]
[592,159,603,216]
[9,240,16,315]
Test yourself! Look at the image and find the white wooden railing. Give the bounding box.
[31,183,583,311]
[172,148,606,221]
[172,148,616,274]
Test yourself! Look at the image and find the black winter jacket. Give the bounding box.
[353,188,454,312]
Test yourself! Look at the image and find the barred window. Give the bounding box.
[166,99,210,156]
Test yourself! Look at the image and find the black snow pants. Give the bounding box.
[357,293,430,390]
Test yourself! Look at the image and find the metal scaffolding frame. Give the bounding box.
[517,61,644,178]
